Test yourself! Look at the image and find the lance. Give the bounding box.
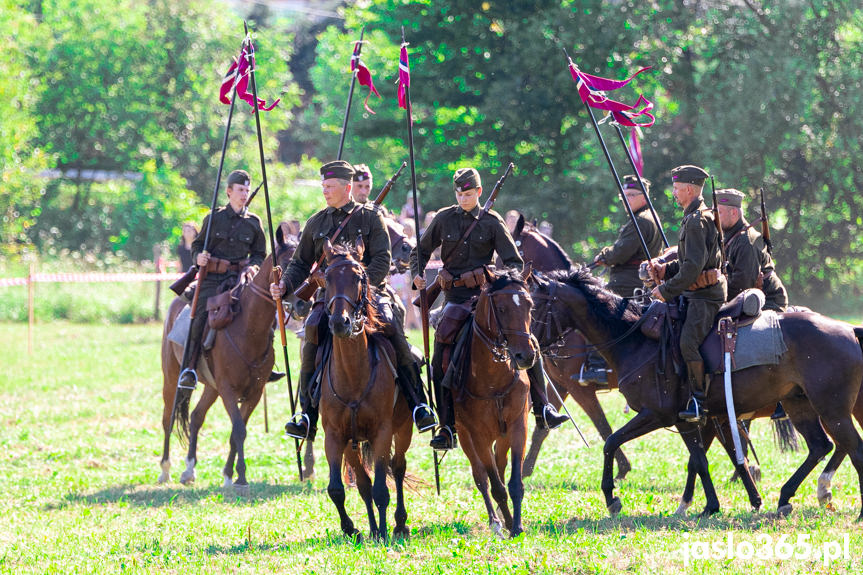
[564,49,652,262]
[401,27,442,495]
[337,26,365,160]
[610,123,669,248]
[244,21,303,481]
[711,176,727,274]
[169,37,246,429]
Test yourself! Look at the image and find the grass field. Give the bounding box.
[2,320,862,574]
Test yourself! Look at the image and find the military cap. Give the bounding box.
[716,188,744,208]
[623,174,651,190]
[353,164,371,182]
[320,160,355,181]
[453,167,481,192]
[226,169,250,187]
[671,164,709,185]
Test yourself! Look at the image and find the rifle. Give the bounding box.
[170,181,264,297]
[292,161,407,301]
[759,187,772,255]
[415,162,515,308]
[711,176,727,274]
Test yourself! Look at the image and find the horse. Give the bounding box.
[159,254,278,495]
[530,266,863,519]
[815,387,863,507]
[319,239,413,540]
[385,216,415,274]
[453,267,537,537]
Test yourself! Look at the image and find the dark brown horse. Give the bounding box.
[319,240,413,540]
[159,255,278,495]
[454,268,537,537]
[531,266,863,519]
[816,386,863,507]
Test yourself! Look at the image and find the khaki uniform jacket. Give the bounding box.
[660,198,727,303]
[410,204,523,303]
[282,199,391,292]
[192,204,266,287]
[598,206,664,297]
[724,218,788,311]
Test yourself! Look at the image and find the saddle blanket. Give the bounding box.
[731,310,787,372]
[167,305,191,346]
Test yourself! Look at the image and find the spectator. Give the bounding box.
[177,222,199,271]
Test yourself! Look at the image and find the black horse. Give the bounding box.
[530,266,863,519]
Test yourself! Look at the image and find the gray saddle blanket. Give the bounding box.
[730,310,787,372]
[167,305,191,346]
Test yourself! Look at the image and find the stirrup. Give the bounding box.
[430,426,457,451]
[679,397,704,422]
[177,368,198,391]
[285,413,312,440]
[412,404,437,433]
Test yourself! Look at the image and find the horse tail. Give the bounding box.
[771,417,799,452]
[853,327,863,354]
[348,442,428,492]
[172,392,191,445]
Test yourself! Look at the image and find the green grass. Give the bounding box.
[1,322,862,574]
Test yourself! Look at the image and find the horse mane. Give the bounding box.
[327,243,384,333]
[487,267,527,293]
[544,265,642,340]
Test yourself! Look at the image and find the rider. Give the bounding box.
[178,169,267,393]
[411,167,569,451]
[716,187,789,420]
[586,175,664,383]
[270,160,436,441]
[648,165,726,423]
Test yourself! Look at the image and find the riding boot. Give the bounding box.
[770,402,788,421]
[177,311,206,395]
[679,360,707,422]
[429,383,457,451]
[285,371,318,441]
[527,361,570,430]
[578,351,609,387]
[395,363,437,433]
[268,370,286,382]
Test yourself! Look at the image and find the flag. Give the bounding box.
[397,43,410,110]
[629,127,644,176]
[568,60,654,127]
[219,38,280,112]
[350,40,380,114]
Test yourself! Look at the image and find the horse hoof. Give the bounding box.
[393,526,410,540]
[522,464,535,478]
[490,520,504,538]
[510,526,524,538]
[674,499,692,516]
[698,506,719,518]
[750,465,761,483]
[607,497,622,517]
[233,483,250,497]
[302,470,315,482]
[223,473,234,488]
[817,473,834,505]
[158,471,170,484]
[179,471,195,485]
[776,504,793,518]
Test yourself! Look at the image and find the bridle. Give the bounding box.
[325,257,369,337]
[474,281,538,363]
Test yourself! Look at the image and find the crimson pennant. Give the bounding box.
[350,40,380,114]
[397,43,410,110]
[629,127,644,176]
[219,37,280,112]
[567,59,654,127]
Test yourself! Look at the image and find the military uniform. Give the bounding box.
[599,205,664,298]
[410,167,568,450]
[723,218,788,312]
[178,170,266,391]
[656,165,727,422]
[280,161,435,440]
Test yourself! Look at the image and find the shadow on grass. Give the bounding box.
[47,479,316,510]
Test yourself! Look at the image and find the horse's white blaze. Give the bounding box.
[512,293,521,307]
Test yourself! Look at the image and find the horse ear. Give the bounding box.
[323,238,334,262]
[514,213,525,238]
[521,261,533,281]
[355,234,365,259]
[276,224,285,247]
[483,265,495,284]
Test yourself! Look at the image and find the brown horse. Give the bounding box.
[454,268,537,537]
[319,240,413,540]
[159,255,278,495]
[531,266,863,519]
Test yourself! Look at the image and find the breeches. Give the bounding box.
[680,298,722,363]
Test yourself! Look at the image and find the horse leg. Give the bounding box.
[460,433,503,535]
[676,422,720,517]
[714,419,762,511]
[370,432,393,541]
[325,434,358,539]
[179,385,219,485]
[491,439,514,532]
[522,426,550,478]
[571,384,631,480]
[392,421,413,539]
[344,446,376,538]
[303,440,316,481]
[818,415,863,520]
[817,449,846,508]
[159,371,178,484]
[776,397,833,517]
[602,410,666,516]
[677,423,716,515]
[507,418,528,537]
[229,386,264,493]
[219,390,249,496]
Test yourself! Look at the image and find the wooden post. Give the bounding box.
[28,263,34,355]
[153,244,163,321]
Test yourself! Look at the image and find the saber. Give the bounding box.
[720,317,744,464]
[539,356,590,448]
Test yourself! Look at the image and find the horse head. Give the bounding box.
[385,218,414,274]
[475,267,538,370]
[323,239,376,338]
[274,226,307,316]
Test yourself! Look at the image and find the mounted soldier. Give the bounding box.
[269,160,435,441]
[585,174,665,382]
[648,165,727,423]
[716,187,789,420]
[176,169,267,392]
[411,167,568,451]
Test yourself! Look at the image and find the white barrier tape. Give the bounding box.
[0,272,183,287]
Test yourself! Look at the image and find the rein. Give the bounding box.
[325,257,370,337]
[473,286,537,363]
